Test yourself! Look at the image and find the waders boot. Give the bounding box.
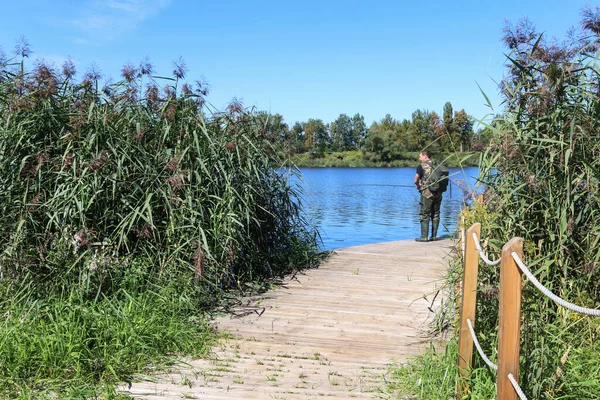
[415,221,429,242]
[430,221,439,241]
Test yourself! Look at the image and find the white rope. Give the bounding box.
[468,318,528,400]
[508,373,528,400]
[511,252,600,316]
[466,318,498,371]
[472,232,502,266]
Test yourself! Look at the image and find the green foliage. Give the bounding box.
[482,11,600,302]
[0,262,217,398]
[290,150,479,168]
[249,106,476,158]
[0,54,318,295]
[351,113,368,149]
[387,339,498,399]
[291,150,366,167]
[328,113,367,152]
[0,47,320,396]
[289,121,306,152]
[386,341,462,399]
[472,13,600,395]
[330,113,352,151]
[361,108,476,162]
[304,118,328,152]
[408,109,441,151]
[362,114,407,162]
[389,9,600,398]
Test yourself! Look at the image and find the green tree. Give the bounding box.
[362,114,406,161]
[351,113,367,150]
[329,121,340,151]
[441,101,460,152]
[331,113,353,151]
[442,101,453,129]
[304,118,328,154]
[256,111,290,147]
[453,109,474,151]
[291,121,306,153]
[406,109,441,152]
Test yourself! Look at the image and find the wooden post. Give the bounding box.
[497,237,523,400]
[457,222,481,397]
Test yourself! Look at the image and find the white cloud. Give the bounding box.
[70,0,172,40]
[72,15,111,30]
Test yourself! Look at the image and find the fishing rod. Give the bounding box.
[349,184,415,188]
[349,179,460,189]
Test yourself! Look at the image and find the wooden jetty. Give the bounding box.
[121,238,453,399]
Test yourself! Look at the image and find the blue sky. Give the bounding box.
[0,0,595,128]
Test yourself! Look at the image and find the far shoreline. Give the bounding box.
[287,150,481,168]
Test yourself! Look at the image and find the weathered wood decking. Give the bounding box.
[122,238,453,399]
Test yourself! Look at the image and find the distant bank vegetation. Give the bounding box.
[254,102,493,167]
[288,150,480,168]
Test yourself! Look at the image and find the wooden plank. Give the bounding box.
[120,238,452,399]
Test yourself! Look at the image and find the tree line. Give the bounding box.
[254,101,492,162]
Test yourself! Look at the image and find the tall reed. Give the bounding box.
[388,9,600,398]
[0,46,320,397]
[0,52,318,296]
[471,12,600,398]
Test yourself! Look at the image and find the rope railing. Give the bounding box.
[511,252,600,316]
[472,232,501,266]
[457,222,600,400]
[467,316,529,399]
[466,318,497,370]
[508,373,529,400]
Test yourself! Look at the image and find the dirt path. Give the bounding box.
[121,239,453,399]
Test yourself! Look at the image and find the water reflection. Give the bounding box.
[294,167,480,250]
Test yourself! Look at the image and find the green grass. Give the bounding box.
[386,341,458,399]
[386,340,498,400]
[0,265,217,398]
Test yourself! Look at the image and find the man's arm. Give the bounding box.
[414,164,423,189]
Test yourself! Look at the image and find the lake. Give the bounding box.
[294,167,480,250]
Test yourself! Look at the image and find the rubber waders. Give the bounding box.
[430,221,439,241]
[415,221,429,242]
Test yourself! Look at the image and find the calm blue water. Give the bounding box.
[294,167,480,250]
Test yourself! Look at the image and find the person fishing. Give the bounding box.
[414,151,443,242]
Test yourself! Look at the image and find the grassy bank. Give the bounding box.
[288,150,480,168]
[0,265,217,398]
